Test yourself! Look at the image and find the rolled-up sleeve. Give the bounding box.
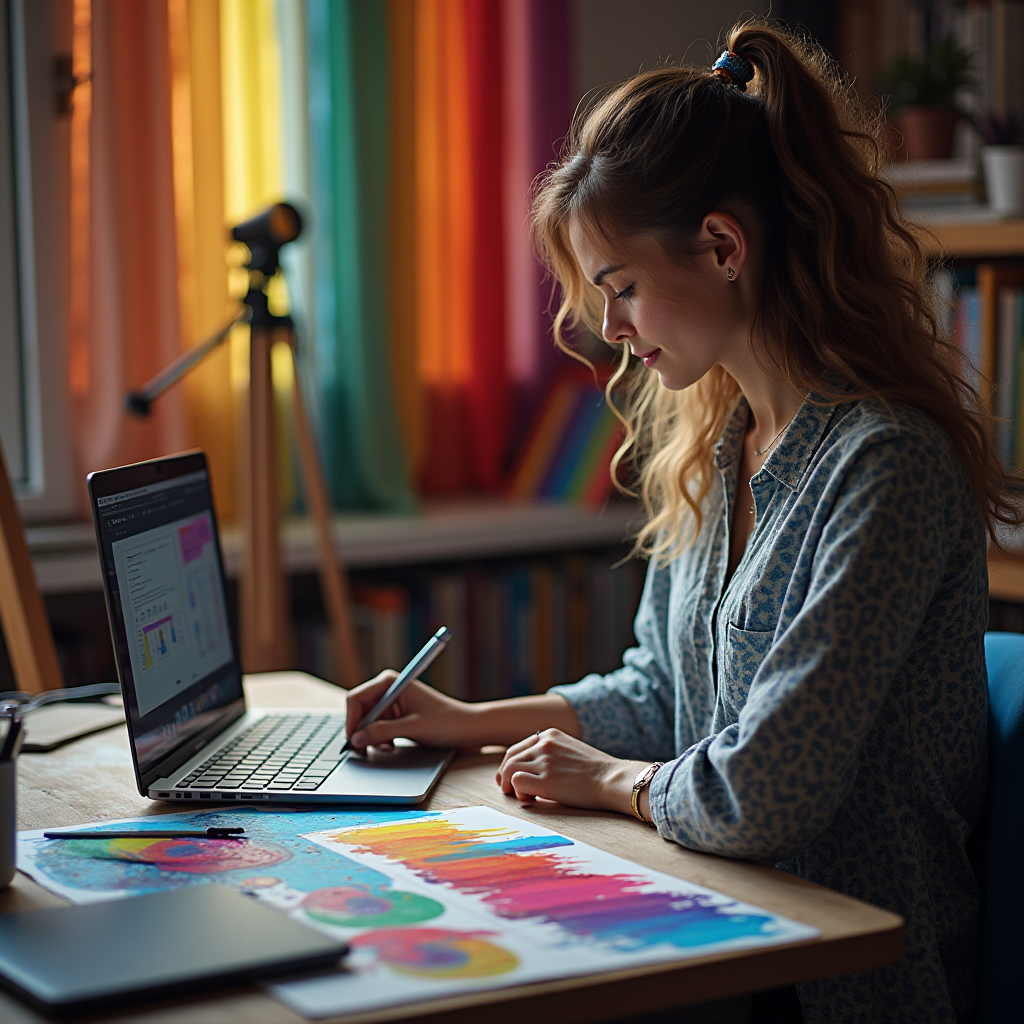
[550,557,677,761]
[648,434,966,861]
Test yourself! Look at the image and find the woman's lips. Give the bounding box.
[641,348,661,368]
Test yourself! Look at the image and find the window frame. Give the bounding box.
[4,0,77,523]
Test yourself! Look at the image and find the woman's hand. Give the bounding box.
[346,679,582,753]
[345,672,481,750]
[495,728,645,817]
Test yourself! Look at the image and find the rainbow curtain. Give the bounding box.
[68,0,573,516]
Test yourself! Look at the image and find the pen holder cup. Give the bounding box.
[0,758,14,889]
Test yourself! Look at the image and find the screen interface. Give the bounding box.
[93,466,242,775]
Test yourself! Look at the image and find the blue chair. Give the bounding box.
[973,633,1024,1022]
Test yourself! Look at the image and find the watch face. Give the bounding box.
[634,762,662,788]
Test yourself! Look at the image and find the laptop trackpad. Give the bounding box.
[322,743,453,803]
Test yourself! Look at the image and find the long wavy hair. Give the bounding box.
[532,19,1022,561]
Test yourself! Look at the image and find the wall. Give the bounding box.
[572,0,771,103]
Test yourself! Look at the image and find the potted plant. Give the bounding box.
[881,36,974,160]
[978,114,1024,216]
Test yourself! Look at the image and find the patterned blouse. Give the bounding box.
[551,393,988,1024]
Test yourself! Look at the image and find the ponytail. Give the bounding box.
[532,18,1021,559]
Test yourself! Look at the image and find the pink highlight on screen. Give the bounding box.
[142,615,173,639]
[178,516,213,565]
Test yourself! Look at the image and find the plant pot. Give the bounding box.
[896,106,958,160]
[982,146,1024,216]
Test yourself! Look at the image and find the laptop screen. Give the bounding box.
[88,453,244,784]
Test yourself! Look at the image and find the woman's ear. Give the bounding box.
[701,212,749,282]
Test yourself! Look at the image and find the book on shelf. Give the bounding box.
[934,262,1024,469]
[293,551,645,699]
[508,369,623,505]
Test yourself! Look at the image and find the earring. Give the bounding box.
[727,267,736,281]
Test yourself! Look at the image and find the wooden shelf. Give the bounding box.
[26,500,640,595]
[921,219,1024,258]
[988,548,1024,603]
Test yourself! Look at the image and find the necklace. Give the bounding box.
[753,416,795,458]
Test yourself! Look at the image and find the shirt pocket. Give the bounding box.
[721,623,775,713]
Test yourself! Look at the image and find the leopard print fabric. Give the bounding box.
[551,395,988,1024]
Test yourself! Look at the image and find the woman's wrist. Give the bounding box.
[603,760,652,818]
[468,693,581,747]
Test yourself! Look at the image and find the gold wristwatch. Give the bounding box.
[630,762,663,823]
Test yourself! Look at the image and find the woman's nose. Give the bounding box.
[602,305,635,345]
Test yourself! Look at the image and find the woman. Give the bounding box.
[346,22,1014,1023]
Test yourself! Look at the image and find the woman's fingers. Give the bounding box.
[495,731,545,785]
[497,746,546,794]
[510,770,544,801]
[351,714,415,749]
[345,671,398,740]
[508,730,544,755]
[492,729,629,814]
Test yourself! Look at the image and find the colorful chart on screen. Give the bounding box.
[112,510,233,716]
[17,806,818,1020]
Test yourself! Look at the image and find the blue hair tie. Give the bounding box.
[712,50,755,91]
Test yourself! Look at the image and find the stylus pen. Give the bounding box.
[43,827,246,840]
[342,625,451,752]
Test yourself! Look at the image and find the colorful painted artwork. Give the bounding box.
[17,806,423,905]
[18,806,818,1019]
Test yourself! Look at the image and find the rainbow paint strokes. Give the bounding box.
[271,806,818,1019]
[330,814,775,950]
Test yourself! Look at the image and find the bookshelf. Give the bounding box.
[923,220,1024,259]
[26,501,639,595]
[923,216,1024,604]
[988,548,1024,603]
[13,501,644,696]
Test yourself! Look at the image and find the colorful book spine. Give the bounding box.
[582,424,624,506]
[508,380,580,500]
[966,288,984,392]
[540,394,606,500]
[507,568,533,697]
[565,405,618,502]
[507,370,619,504]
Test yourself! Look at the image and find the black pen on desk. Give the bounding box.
[342,625,451,753]
[43,827,246,840]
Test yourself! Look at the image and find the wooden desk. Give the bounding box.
[4,674,903,1024]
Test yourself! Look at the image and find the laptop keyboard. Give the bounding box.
[175,714,347,792]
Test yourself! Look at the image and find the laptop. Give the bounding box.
[87,451,453,805]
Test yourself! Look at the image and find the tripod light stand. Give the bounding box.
[126,202,362,688]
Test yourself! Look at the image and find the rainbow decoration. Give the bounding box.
[326,809,794,953]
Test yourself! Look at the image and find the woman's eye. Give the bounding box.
[614,283,635,301]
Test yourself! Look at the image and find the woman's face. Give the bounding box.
[568,218,755,391]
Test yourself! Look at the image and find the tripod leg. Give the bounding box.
[240,325,292,672]
[287,341,364,689]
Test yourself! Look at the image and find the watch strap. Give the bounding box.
[630,762,663,823]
